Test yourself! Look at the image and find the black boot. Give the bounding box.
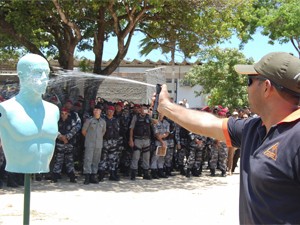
[90,174,99,184]
[210,168,216,177]
[123,166,130,177]
[179,165,186,176]
[151,169,159,179]
[84,174,90,185]
[35,174,43,181]
[0,179,3,189]
[158,169,168,178]
[109,170,120,181]
[98,170,105,182]
[165,167,174,176]
[51,172,60,183]
[7,173,18,187]
[143,169,152,180]
[68,172,77,183]
[191,168,201,177]
[16,173,24,186]
[221,169,227,177]
[130,169,136,180]
[137,167,143,177]
[185,168,191,178]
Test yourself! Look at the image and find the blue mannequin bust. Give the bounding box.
[0,53,59,173]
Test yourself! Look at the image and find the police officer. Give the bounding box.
[82,105,106,184]
[150,113,169,179]
[186,133,205,177]
[175,123,189,176]
[209,110,228,177]
[0,139,4,188]
[52,107,78,183]
[98,105,121,181]
[129,104,152,180]
[164,117,176,176]
[117,103,132,176]
[63,99,82,171]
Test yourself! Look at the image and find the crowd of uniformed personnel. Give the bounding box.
[0,93,251,188]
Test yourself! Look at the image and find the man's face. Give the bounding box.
[115,105,122,112]
[93,108,101,118]
[60,111,69,121]
[141,106,148,115]
[107,109,114,117]
[247,76,265,114]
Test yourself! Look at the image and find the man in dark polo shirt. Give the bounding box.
[155,52,300,224]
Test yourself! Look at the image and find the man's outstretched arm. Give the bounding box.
[157,84,227,143]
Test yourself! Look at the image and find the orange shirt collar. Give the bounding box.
[278,108,300,124]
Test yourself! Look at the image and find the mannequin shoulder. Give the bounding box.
[43,100,60,119]
[0,98,18,115]
[43,100,59,111]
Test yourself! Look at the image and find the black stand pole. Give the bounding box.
[23,174,31,225]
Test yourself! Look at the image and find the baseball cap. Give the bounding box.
[234,52,300,96]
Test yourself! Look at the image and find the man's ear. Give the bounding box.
[263,80,273,97]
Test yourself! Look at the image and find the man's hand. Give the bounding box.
[151,84,171,119]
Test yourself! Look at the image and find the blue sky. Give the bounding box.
[76,31,298,63]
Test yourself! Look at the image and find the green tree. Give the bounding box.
[233,0,300,58]
[139,0,255,60]
[258,0,300,57]
[0,0,257,104]
[184,48,254,109]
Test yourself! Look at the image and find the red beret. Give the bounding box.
[134,104,141,108]
[107,105,115,111]
[218,109,227,117]
[61,107,69,113]
[66,99,73,104]
[74,102,82,107]
[116,102,124,108]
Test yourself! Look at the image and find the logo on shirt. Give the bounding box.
[263,142,279,161]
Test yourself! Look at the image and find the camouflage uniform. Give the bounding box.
[117,107,132,176]
[52,112,80,182]
[186,133,205,177]
[209,140,228,177]
[0,140,4,188]
[164,118,176,176]
[150,118,170,178]
[98,115,121,181]
[0,139,4,169]
[175,124,189,175]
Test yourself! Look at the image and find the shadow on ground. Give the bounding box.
[1,170,239,195]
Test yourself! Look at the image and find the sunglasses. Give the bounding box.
[247,75,300,97]
[247,76,267,87]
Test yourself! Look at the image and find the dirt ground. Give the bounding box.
[0,168,240,225]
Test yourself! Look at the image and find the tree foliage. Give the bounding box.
[234,0,300,58]
[0,0,259,104]
[139,0,255,61]
[257,0,300,57]
[184,48,254,109]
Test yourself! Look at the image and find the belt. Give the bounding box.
[134,136,149,140]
